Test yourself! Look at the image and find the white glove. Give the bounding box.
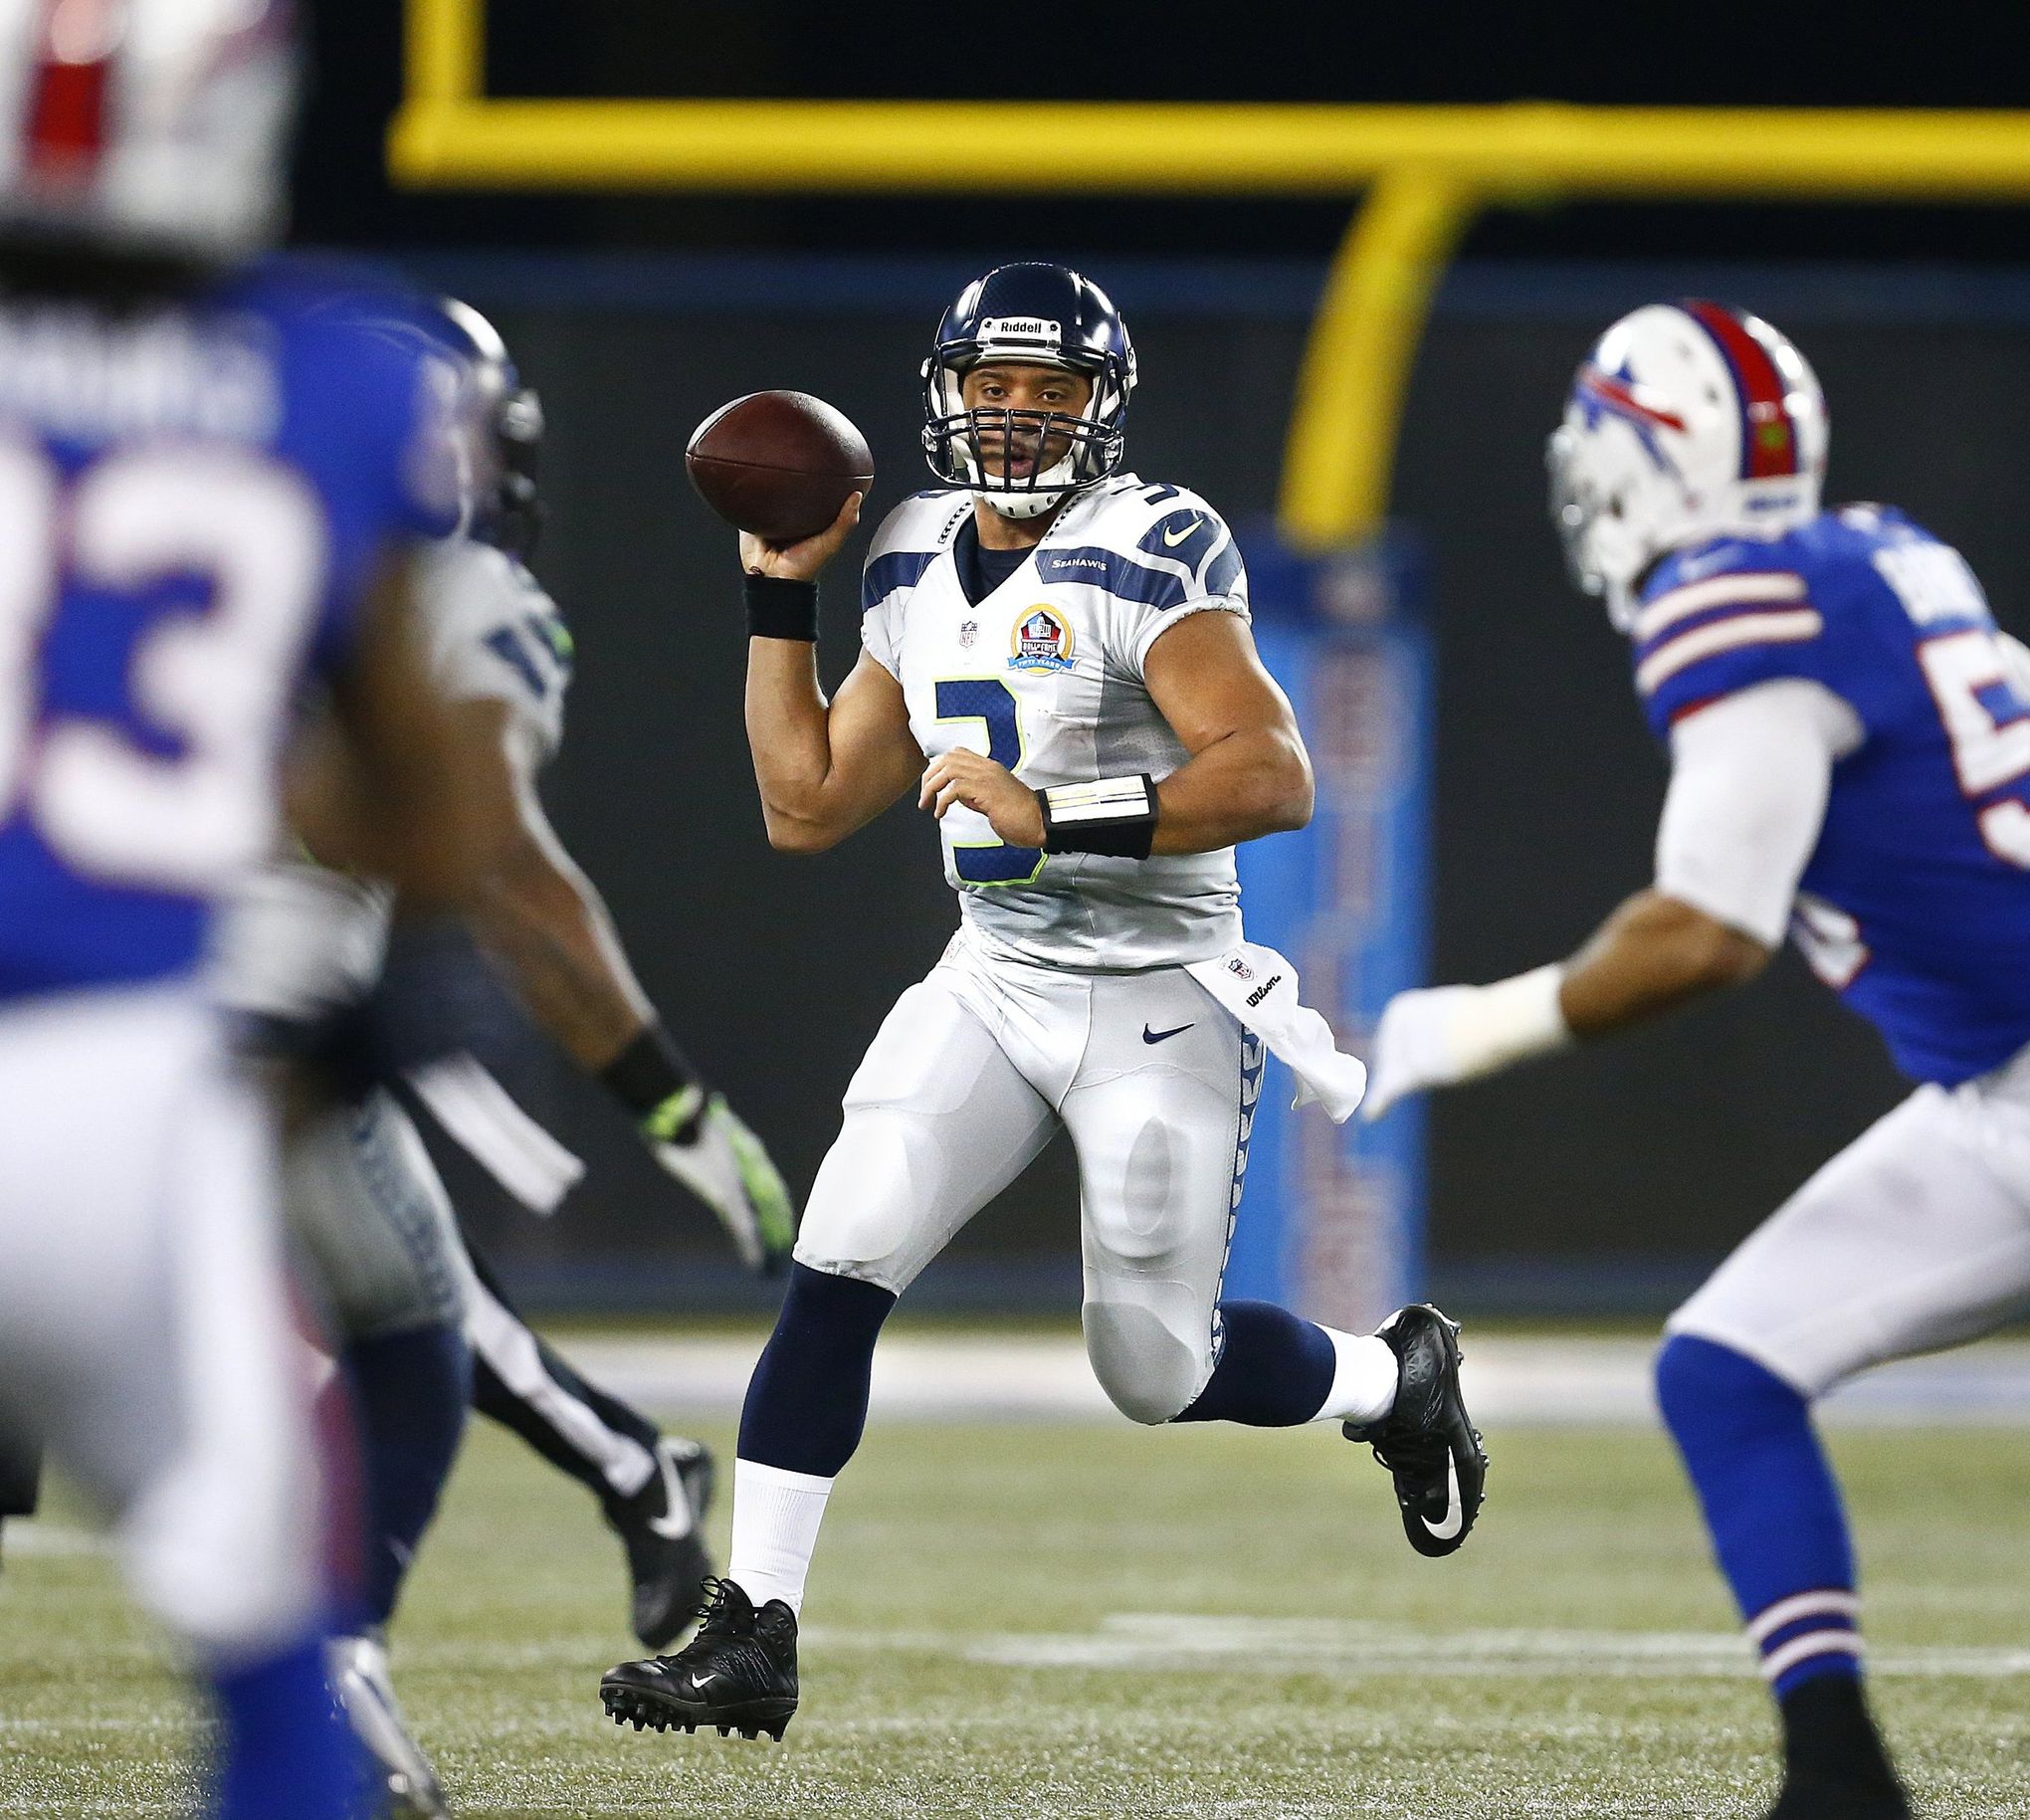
[1362,965,1571,1120]
[645,1092,796,1273]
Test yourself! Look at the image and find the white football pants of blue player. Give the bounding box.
[0,985,323,1658]
[1669,1041,2030,1393]
[795,929,1258,1424]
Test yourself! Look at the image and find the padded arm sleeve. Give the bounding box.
[1655,679,1861,948]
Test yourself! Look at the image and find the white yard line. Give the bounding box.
[800,1612,2030,1681]
[549,1331,2030,1428]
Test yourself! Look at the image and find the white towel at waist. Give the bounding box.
[1183,940,1368,1123]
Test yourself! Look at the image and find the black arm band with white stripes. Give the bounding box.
[1036,774,1159,859]
[744,573,819,642]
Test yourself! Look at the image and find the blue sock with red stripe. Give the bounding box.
[1655,1333,1861,1698]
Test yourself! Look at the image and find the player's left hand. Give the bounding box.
[918,748,1045,849]
[644,1095,796,1274]
[1362,986,1476,1119]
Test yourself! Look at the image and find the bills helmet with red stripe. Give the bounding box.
[0,0,296,262]
[1546,301,1827,629]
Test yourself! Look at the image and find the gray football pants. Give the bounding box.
[794,931,1261,1424]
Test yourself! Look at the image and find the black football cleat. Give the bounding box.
[1763,1773,1913,1820]
[1343,1304,1488,1558]
[605,1435,716,1651]
[600,1576,798,1742]
[1764,1677,1913,1818]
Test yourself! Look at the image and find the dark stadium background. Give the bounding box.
[299,4,2029,1314]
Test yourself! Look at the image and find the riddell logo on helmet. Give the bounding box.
[979,317,1062,346]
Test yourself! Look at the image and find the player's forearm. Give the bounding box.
[1557,889,1770,1037]
[1150,725,1314,855]
[472,836,655,1073]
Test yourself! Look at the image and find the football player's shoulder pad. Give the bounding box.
[1060,476,1243,604]
[1630,520,1836,733]
[863,489,970,612]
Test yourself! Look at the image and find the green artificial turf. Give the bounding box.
[4,1410,2026,1817]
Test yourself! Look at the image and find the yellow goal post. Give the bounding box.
[389,0,2030,551]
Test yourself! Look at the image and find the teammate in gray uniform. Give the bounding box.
[601,264,1486,1744]
[226,299,795,1814]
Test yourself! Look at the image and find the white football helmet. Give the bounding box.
[1546,300,1827,629]
[0,0,297,261]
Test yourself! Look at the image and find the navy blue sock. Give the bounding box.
[346,1322,471,1628]
[737,1263,896,1478]
[1655,1333,1861,1697]
[1173,1301,1337,1426]
[210,1633,361,1820]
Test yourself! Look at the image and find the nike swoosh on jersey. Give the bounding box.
[1421,1455,1466,1542]
[1162,518,1203,547]
[1142,1022,1195,1044]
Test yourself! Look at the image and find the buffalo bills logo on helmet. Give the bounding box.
[1574,361,1687,477]
[1008,606,1075,674]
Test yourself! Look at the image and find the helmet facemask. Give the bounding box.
[922,350,1129,520]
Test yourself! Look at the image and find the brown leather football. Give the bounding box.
[685,390,876,542]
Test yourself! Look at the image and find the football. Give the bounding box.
[685,389,876,542]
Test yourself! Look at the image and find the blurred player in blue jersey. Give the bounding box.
[224,293,793,1812]
[600,263,1488,1743]
[1365,299,2030,1818]
[0,3,512,1815]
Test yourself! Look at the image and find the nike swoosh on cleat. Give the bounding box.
[1142,1023,1195,1045]
[1421,1454,1466,1542]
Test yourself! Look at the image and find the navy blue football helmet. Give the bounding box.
[435,298,544,561]
[921,263,1136,519]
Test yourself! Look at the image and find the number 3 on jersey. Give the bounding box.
[933,678,1044,886]
[0,435,323,893]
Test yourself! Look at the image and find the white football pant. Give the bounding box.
[1669,1038,2030,1395]
[0,985,323,1660]
[795,929,1261,1424]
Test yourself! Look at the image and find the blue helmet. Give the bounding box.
[921,263,1136,519]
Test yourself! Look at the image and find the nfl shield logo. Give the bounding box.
[959,621,978,650]
[1227,957,1255,981]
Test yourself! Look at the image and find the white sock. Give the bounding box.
[728,1459,834,1616]
[1313,1327,1398,1425]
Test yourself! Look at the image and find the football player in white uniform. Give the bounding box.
[601,263,1487,1742]
[228,298,796,1815]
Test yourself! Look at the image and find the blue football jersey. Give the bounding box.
[0,257,462,1004]
[1633,506,2030,1086]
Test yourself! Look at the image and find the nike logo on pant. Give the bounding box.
[1142,1023,1195,1045]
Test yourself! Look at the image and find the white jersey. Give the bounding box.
[217,538,571,1023]
[862,475,1250,970]
[416,537,571,769]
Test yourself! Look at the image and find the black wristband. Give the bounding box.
[600,1024,706,1138]
[1037,773,1159,860]
[744,573,819,642]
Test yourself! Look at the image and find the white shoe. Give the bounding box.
[328,1631,452,1819]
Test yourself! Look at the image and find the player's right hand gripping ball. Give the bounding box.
[686,390,874,543]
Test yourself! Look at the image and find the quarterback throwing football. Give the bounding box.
[601,263,1488,1741]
